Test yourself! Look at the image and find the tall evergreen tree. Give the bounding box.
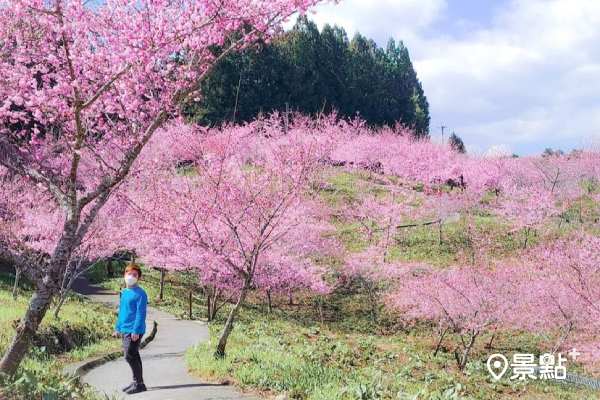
[449,132,466,154]
[183,17,430,136]
[319,25,351,115]
[281,16,326,114]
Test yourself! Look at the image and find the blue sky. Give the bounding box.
[290,0,600,156]
[428,0,502,38]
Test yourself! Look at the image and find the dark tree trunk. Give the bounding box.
[485,333,496,350]
[214,282,249,359]
[159,268,165,301]
[1,218,77,377]
[206,289,214,321]
[318,295,324,325]
[107,258,114,278]
[12,267,21,300]
[266,290,272,314]
[54,258,81,318]
[523,227,530,249]
[0,286,54,376]
[433,327,449,357]
[454,333,478,371]
[205,286,229,322]
[207,287,217,322]
[54,272,74,319]
[367,287,378,323]
[54,289,68,319]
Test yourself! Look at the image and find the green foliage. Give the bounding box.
[84,260,126,284]
[581,176,599,194]
[0,368,113,400]
[0,269,34,292]
[183,16,430,136]
[559,195,600,224]
[321,170,391,211]
[543,148,565,157]
[0,276,121,400]
[186,303,596,399]
[1,369,80,400]
[449,132,466,154]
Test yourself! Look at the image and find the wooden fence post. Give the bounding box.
[189,290,193,320]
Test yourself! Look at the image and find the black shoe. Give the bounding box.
[125,383,147,395]
[121,382,135,392]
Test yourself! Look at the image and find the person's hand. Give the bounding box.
[131,334,140,341]
[114,331,122,339]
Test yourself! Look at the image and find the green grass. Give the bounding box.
[332,212,517,269]
[79,167,600,399]
[320,170,391,209]
[181,169,600,400]
[321,168,560,269]
[186,299,598,400]
[0,273,120,400]
[560,195,600,224]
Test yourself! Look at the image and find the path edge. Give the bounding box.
[69,320,158,378]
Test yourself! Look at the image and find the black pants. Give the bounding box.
[122,333,144,384]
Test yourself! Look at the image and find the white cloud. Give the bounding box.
[307,0,600,155]
[296,0,447,42]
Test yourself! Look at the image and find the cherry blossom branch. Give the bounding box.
[0,137,69,209]
[81,65,131,110]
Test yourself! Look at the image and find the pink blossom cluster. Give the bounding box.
[120,121,337,299]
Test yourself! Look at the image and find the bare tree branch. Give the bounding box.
[0,244,41,282]
[0,136,69,210]
[81,65,131,110]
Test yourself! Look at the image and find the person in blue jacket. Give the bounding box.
[114,264,148,395]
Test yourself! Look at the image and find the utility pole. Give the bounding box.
[283,102,290,134]
[232,74,242,123]
[438,122,447,142]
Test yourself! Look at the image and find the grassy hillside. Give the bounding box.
[187,169,599,399]
[85,167,600,399]
[0,273,120,400]
[186,298,599,400]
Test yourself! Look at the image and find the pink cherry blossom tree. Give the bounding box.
[389,262,523,370]
[254,207,339,312]
[53,193,135,318]
[255,254,333,314]
[0,0,334,375]
[340,188,420,322]
[459,151,516,200]
[124,122,334,357]
[419,188,465,246]
[344,190,417,247]
[330,125,464,185]
[345,245,412,323]
[519,234,600,355]
[496,154,579,248]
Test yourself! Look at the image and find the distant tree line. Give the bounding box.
[183,16,430,137]
[449,132,466,154]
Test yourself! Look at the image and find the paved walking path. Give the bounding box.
[70,278,262,400]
